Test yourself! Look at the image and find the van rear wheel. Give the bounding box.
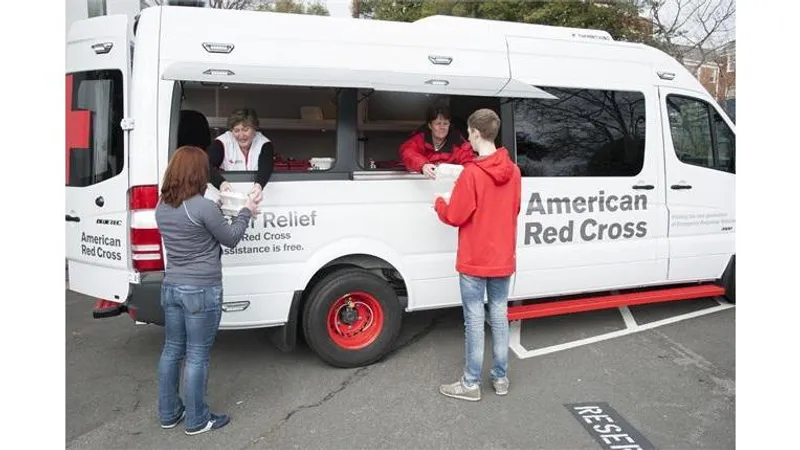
[302,268,403,368]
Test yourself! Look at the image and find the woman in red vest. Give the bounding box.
[399,102,475,178]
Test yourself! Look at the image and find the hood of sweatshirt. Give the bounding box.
[474,147,515,185]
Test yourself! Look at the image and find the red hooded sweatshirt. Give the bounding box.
[434,148,522,278]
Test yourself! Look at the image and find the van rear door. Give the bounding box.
[65,15,132,303]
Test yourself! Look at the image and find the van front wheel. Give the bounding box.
[302,268,403,368]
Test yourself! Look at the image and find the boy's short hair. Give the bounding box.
[467,109,500,142]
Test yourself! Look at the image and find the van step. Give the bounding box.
[507,284,726,321]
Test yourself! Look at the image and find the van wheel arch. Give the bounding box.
[299,254,408,313]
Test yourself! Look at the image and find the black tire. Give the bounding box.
[302,268,403,368]
[721,255,735,303]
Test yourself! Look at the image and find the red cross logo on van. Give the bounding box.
[66,74,91,184]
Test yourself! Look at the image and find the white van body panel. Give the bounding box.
[217,179,458,319]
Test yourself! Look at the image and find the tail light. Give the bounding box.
[93,299,126,319]
[129,185,164,272]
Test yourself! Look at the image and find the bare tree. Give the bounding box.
[142,0,208,6]
[208,0,258,8]
[637,0,735,70]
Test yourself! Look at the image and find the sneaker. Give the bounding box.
[439,380,481,402]
[492,377,509,396]
[185,413,231,436]
[160,409,185,429]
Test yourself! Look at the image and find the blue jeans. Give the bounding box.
[158,283,223,430]
[459,274,511,388]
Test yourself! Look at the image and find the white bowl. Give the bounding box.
[310,157,335,170]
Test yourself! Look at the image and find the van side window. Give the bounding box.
[666,95,735,174]
[66,70,124,187]
[513,88,646,177]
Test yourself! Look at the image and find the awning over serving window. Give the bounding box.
[158,6,554,99]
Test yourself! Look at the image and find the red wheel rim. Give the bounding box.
[326,291,384,350]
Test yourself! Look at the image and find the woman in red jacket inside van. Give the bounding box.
[399,103,475,178]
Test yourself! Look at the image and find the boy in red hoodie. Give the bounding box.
[434,109,522,401]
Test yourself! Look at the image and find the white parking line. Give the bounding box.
[509,298,734,359]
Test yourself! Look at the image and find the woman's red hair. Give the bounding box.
[160,146,209,207]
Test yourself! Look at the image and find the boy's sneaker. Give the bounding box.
[492,377,509,396]
[185,413,231,436]
[160,408,185,429]
[439,380,481,402]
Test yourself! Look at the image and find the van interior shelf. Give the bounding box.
[206,117,420,133]
[206,116,335,131]
[358,121,421,132]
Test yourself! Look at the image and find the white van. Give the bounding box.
[66,5,735,368]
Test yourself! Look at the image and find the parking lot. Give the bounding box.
[66,286,734,449]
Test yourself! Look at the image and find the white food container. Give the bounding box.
[433,163,464,181]
[309,157,335,171]
[432,163,463,198]
[220,191,249,216]
[204,183,221,204]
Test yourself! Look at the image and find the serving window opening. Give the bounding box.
[172,80,506,179]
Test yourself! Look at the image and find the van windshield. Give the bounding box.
[66,70,124,187]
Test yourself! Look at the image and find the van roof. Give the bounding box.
[413,15,614,43]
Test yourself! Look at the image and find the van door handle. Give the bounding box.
[671,184,692,190]
[65,214,80,222]
[632,184,654,190]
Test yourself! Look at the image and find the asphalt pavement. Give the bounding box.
[66,287,735,449]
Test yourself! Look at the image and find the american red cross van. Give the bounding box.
[65,5,735,368]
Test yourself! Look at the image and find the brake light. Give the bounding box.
[131,228,165,271]
[129,185,164,272]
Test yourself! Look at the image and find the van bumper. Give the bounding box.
[125,272,165,326]
[123,273,301,353]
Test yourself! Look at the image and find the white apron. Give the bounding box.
[214,130,270,171]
